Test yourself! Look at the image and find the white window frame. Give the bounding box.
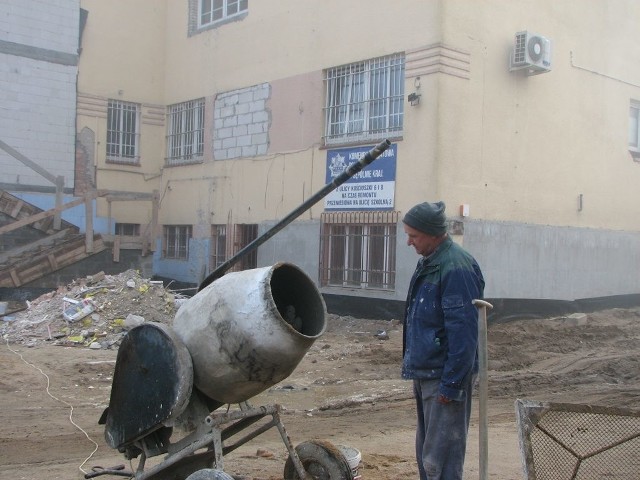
[629,100,640,155]
[324,53,405,146]
[106,100,140,164]
[198,0,248,28]
[166,99,205,166]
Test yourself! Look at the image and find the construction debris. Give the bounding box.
[1,269,187,348]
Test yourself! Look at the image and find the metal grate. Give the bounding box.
[324,53,404,146]
[513,32,527,65]
[319,211,398,290]
[107,100,140,163]
[166,99,205,165]
[516,399,640,479]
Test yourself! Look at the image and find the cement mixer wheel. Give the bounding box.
[283,440,354,480]
[185,468,234,480]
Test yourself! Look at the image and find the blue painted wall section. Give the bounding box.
[12,192,110,234]
[153,237,210,284]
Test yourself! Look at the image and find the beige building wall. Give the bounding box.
[77,0,167,224]
[437,0,640,229]
[75,0,640,308]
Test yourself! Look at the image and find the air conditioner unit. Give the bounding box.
[510,31,552,75]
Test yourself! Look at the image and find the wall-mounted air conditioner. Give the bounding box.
[509,31,552,75]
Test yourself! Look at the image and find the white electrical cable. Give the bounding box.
[4,337,99,475]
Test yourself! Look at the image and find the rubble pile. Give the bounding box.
[1,270,190,349]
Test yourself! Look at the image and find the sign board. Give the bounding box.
[324,143,397,211]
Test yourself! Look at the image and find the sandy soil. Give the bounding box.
[1,306,639,480]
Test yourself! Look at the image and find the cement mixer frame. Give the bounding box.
[99,401,342,480]
[90,398,353,479]
[89,140,391,480]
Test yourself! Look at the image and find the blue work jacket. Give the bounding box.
[402,236,485,401]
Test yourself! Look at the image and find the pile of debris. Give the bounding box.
[0,270,190,349]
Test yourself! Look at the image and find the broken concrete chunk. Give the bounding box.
[124,313,145,330]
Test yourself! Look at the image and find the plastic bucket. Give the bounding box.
[338,445,361,477]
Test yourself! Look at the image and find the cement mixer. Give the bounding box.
[89,140,391,480]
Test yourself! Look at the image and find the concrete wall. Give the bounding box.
[0,0,79,190]
[257,220,321,282]
[464,220,640,301]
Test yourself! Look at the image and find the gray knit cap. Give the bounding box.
[403,201,447,236]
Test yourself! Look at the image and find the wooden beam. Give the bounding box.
[0,190,107,235]
[0,139,58,184]
[10,199,24,218]
[113,236,120,262]
[85,195,94,253]
[0,196,85,234]
[104,193,154,202]
[9,269,20,287]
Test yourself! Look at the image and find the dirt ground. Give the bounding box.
[1,275,639,480]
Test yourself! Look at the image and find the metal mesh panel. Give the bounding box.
[516,399,640,480]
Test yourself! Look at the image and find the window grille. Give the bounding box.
[516,399,640,479]
[166,99,205,165]
[115,223,140,236]
[107,100,140,164]
[199,0,248,27]
[233,224,258,271]
[163,225,192,259]
[324,53,405,146]
[320,211,398,290]
[629,101,640,153]
[210,224,227,270]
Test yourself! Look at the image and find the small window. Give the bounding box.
[234,224,258,270]
[107,100,140,164]
[115,223,140,236]
[199,0,248,28]
[324,53,405,146]
[166,99,205,165]
[210,224,228,270]
[629,101,640,156]
[163,225,192,259]
[320,212,397,290]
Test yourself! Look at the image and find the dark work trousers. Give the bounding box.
[413,374,475,480]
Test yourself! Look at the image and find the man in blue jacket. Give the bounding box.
[402,201,485,480]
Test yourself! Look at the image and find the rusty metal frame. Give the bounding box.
[515,398,640,480]
[122,402,307,480]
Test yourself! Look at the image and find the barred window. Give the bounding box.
[163,225,192,259]
[234,223,258,270]
[115,223,140,236]
[320,212,397,290]
[210,224,228,270]
[166,99,205,165]
[199,0,248,28]
[107,100,140,164]
[324,53,405,146]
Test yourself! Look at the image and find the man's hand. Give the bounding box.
[437,394,452,405]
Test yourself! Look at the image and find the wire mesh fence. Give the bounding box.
[516,399,640,479]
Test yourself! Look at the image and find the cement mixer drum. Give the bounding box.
[173,262,327,405]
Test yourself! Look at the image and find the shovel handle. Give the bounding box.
[473,299,492,480]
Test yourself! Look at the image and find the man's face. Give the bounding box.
[404,224,442,257]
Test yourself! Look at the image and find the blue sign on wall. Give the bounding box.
[324,143,397,211]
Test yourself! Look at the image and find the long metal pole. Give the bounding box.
[472,299,493,480]
[199,139,392,291]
